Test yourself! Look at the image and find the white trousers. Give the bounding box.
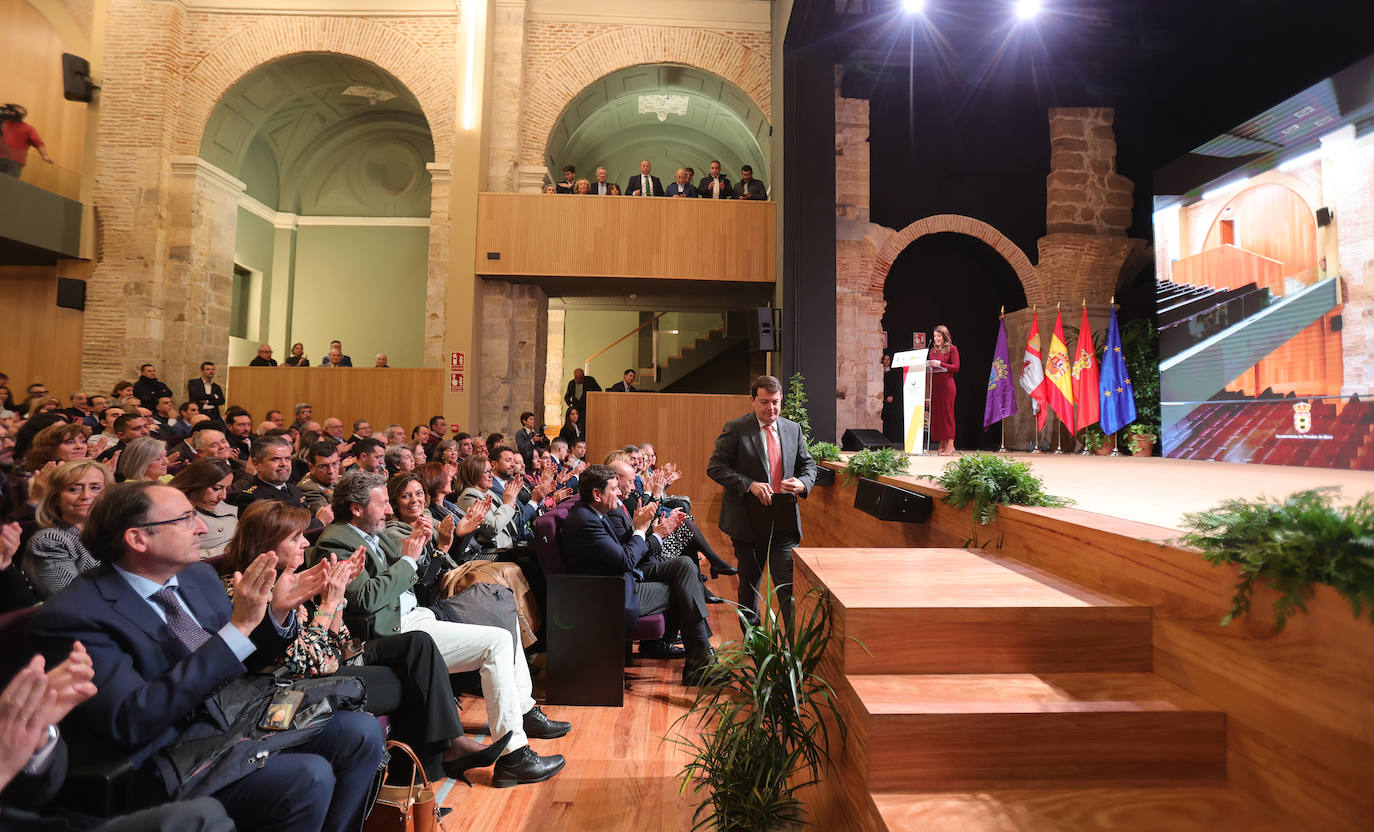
[400,606,535,750]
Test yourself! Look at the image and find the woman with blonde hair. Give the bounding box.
[116,435,170,482]
[22,459,111,599]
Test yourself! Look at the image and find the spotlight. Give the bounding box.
[902,0,926,13]
[1014,0,1041,20]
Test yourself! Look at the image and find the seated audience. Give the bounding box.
[514,413,540,461]
[289,402,313,432]
[230,435,333,528]
[298,440,342,513]
[22,459,110,600]
[284,342,309,366]
[573,178,590,194]
[170,458,238,558]
[410,424,432,449]
[608,369,639,393]
[559,464,718,685]
[323,341,352,367]
[26,422,90,471]
[569,438,587,466]
[454,455,523,552]
[352,437,387,475]
[110,380,134,402]
[0,519,36,614]
[248,344,277,366]
[558,406,583,444]
[225,501,509,785]
[346,420,371,445]
[374,354,389,368]
[27,481,385,831]
[607,183,621,195]
[93,413,149,464]
[407,441,429,466]
[485,433,504,453]
[384,444,416,476]
[170,401,200,436]
[115,436,170,483]
[665,168,697,198]
[310,471,569,787]
[434,439,459,467]
[734,164,767,199]
[383,423,406,446]
[223,407,255,460]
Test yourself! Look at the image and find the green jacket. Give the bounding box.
[309,522,417,640]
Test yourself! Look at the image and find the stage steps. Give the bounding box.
[795,549,1245,832]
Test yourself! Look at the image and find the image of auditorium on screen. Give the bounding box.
[1152,53,1374,470]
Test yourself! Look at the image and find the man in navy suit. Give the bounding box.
[665,168,697,198]
[707,375,817,628]
[559,465,717,685]
[27,482,384,832]
[626,159,663,197]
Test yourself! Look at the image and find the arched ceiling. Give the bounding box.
[200,53,434,216]
[547,64,770,189]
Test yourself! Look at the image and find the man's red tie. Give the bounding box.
[766,424,783,492]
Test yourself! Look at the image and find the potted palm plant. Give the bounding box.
[674,585,845,831]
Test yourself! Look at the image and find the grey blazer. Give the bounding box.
[707,413,817,542]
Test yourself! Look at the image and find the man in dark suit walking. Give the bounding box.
[707,375,817,628]
[564,368,600,416]
[626,159,663,197]
[26,481,384,831]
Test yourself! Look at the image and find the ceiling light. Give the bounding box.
[1015,0,1041,20]
[902,0,926,13]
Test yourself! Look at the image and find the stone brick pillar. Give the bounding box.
[543,307,566,428]
[424,163,452,369]
[164,157,241,388]
[486,0,527,192]
[477,280,548,433]
[515,165,548,194]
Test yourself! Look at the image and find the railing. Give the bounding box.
[584,312,667,374]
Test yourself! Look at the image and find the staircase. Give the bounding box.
[796,548,1280,832]
[637,326,746,392]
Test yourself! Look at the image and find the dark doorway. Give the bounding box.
[881,232,1027,450]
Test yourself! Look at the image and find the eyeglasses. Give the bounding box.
[135,509,197,530]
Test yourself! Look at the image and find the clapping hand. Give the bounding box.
[631,500,658,532]
[0,656,55,788]
[44,641,96,727]
[0,522,21,571]
[401,514,432,560]
[501,482,520,506]
[230,552,279,636]
[437,513,457,550]
[652,508,686,538]
[456,498,490,537]
[272,559,328,622]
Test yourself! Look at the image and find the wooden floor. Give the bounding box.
[435,530,742,831]
[895,452,1374,533]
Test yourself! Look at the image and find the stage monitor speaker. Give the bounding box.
[748,307,775,351]
[56,278,86,311]
[1316,207,1333,227]
[61,54,96,103]
[841,428,897,451]
[854,477,931,523]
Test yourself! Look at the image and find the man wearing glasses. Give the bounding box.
[27,482,384,831]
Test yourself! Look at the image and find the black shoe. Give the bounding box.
[709,562,738,579]
[704,592,725,604]
[491,745,566,788]
[522,706,572,740]
[640,638,686,659]
[442,731,513,787]
[682,651,724,687]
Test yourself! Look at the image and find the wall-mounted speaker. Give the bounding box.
[1317,207,1333,227]
[748,307,776,351]
[56,278,85,311]
[1332,314,1343,332]
[854,477,932,523]
[61,54,96,103]
[841,428,898,451]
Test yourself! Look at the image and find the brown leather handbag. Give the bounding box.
[363,741,446,832]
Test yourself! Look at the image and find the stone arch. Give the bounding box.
[518,28,771,166]
[872,214,1039,300]
[174,17,457,161]
[1199,177,1320,254]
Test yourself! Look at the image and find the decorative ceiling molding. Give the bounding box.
[170,155,247,194]
[176,0,457,17]
[237,191,431,229]
[526,0,770,31]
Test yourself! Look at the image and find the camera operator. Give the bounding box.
[0,105,54,179]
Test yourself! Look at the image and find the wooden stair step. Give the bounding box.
[851,673,1226,790]
[797,548,1151,673]
[869,787,1280,832]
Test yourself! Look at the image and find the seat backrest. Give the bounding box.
[0,605,39,683]
[534,504,571,575]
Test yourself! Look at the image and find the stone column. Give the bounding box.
[543,306,566,427]
[515,164,548,194]
[166,156,242,388]
[425,162,453,369]
[477,280,548,433]
[486,0,527,192]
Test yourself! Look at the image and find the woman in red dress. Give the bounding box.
[928,325,960,455]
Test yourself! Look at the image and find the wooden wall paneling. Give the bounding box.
[0,0,87,199]
[0,262,85,398]
[475,194,775,282]
[799,467,1374,830]
[224,367,445,437]
[1203,183,1318,285]
[584,392,751,536]
[1170,245,1285,295]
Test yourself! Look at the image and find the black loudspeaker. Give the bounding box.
[748,307,776,351]
[841,428,898,451]
[61,54,96,103]
[854,478,932,523]
[56,278,86,310]
[1332,314,1343,332]
[1316,207,1333,227]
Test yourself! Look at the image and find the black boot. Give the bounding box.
[491,746,566,788]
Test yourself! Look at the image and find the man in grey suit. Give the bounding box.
[707,375,817,629]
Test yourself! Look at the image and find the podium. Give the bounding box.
[892,350,948,454]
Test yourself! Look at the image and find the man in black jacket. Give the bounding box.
[563,368,600,416]
[229,436,333,528]
[186,362,226,425]
[131,364,173,412]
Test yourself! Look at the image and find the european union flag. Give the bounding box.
[1098,307,1136,435]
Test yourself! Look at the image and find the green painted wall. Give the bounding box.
[290,225,429,367]
[230,207,277,366]
[563,309,641,390]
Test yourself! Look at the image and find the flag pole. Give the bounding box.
[999,306,1008,453]
[1108,295,1121,455]
[1078,298,1090,454]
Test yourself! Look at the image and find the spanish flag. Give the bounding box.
[1044,310,1076,434]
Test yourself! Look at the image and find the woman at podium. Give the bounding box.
[929,325,960,455]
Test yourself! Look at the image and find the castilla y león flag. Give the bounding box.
[1020,312,1049,431]
[1072,306,1100,432]
[1044,310,1076,434]
[984,317,1018,429]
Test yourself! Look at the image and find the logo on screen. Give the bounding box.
[1293,401,1312,435]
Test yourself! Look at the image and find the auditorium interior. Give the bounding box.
[2,0,1373,830]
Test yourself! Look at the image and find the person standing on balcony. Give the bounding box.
[696,160,734,200]
[665,169,697,198]
[627,160,663,197]
[555,165,577,195]
[0,105,53,179]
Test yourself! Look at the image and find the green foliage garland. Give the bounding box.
[808,441,842,463]
[1177,488,1374,631]
[842,447,910,485]
[921,453,1072,526]
[781,372,812,443]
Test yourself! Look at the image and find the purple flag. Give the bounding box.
[984,317,1018,429]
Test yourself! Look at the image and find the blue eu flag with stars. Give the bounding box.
[1099,307,1136,435]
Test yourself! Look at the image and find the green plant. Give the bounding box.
[675,586,846,832]
[1124,425,1156,455]
[781,372,812,443]
[808,440,841,462]
[842,447,910,485]
[920,453,1072,527]
[1176,488,1374,631]
[1080,424,1109,453]
[1120,318,1160,439]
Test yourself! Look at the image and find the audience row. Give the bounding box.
[546,160,767,199]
